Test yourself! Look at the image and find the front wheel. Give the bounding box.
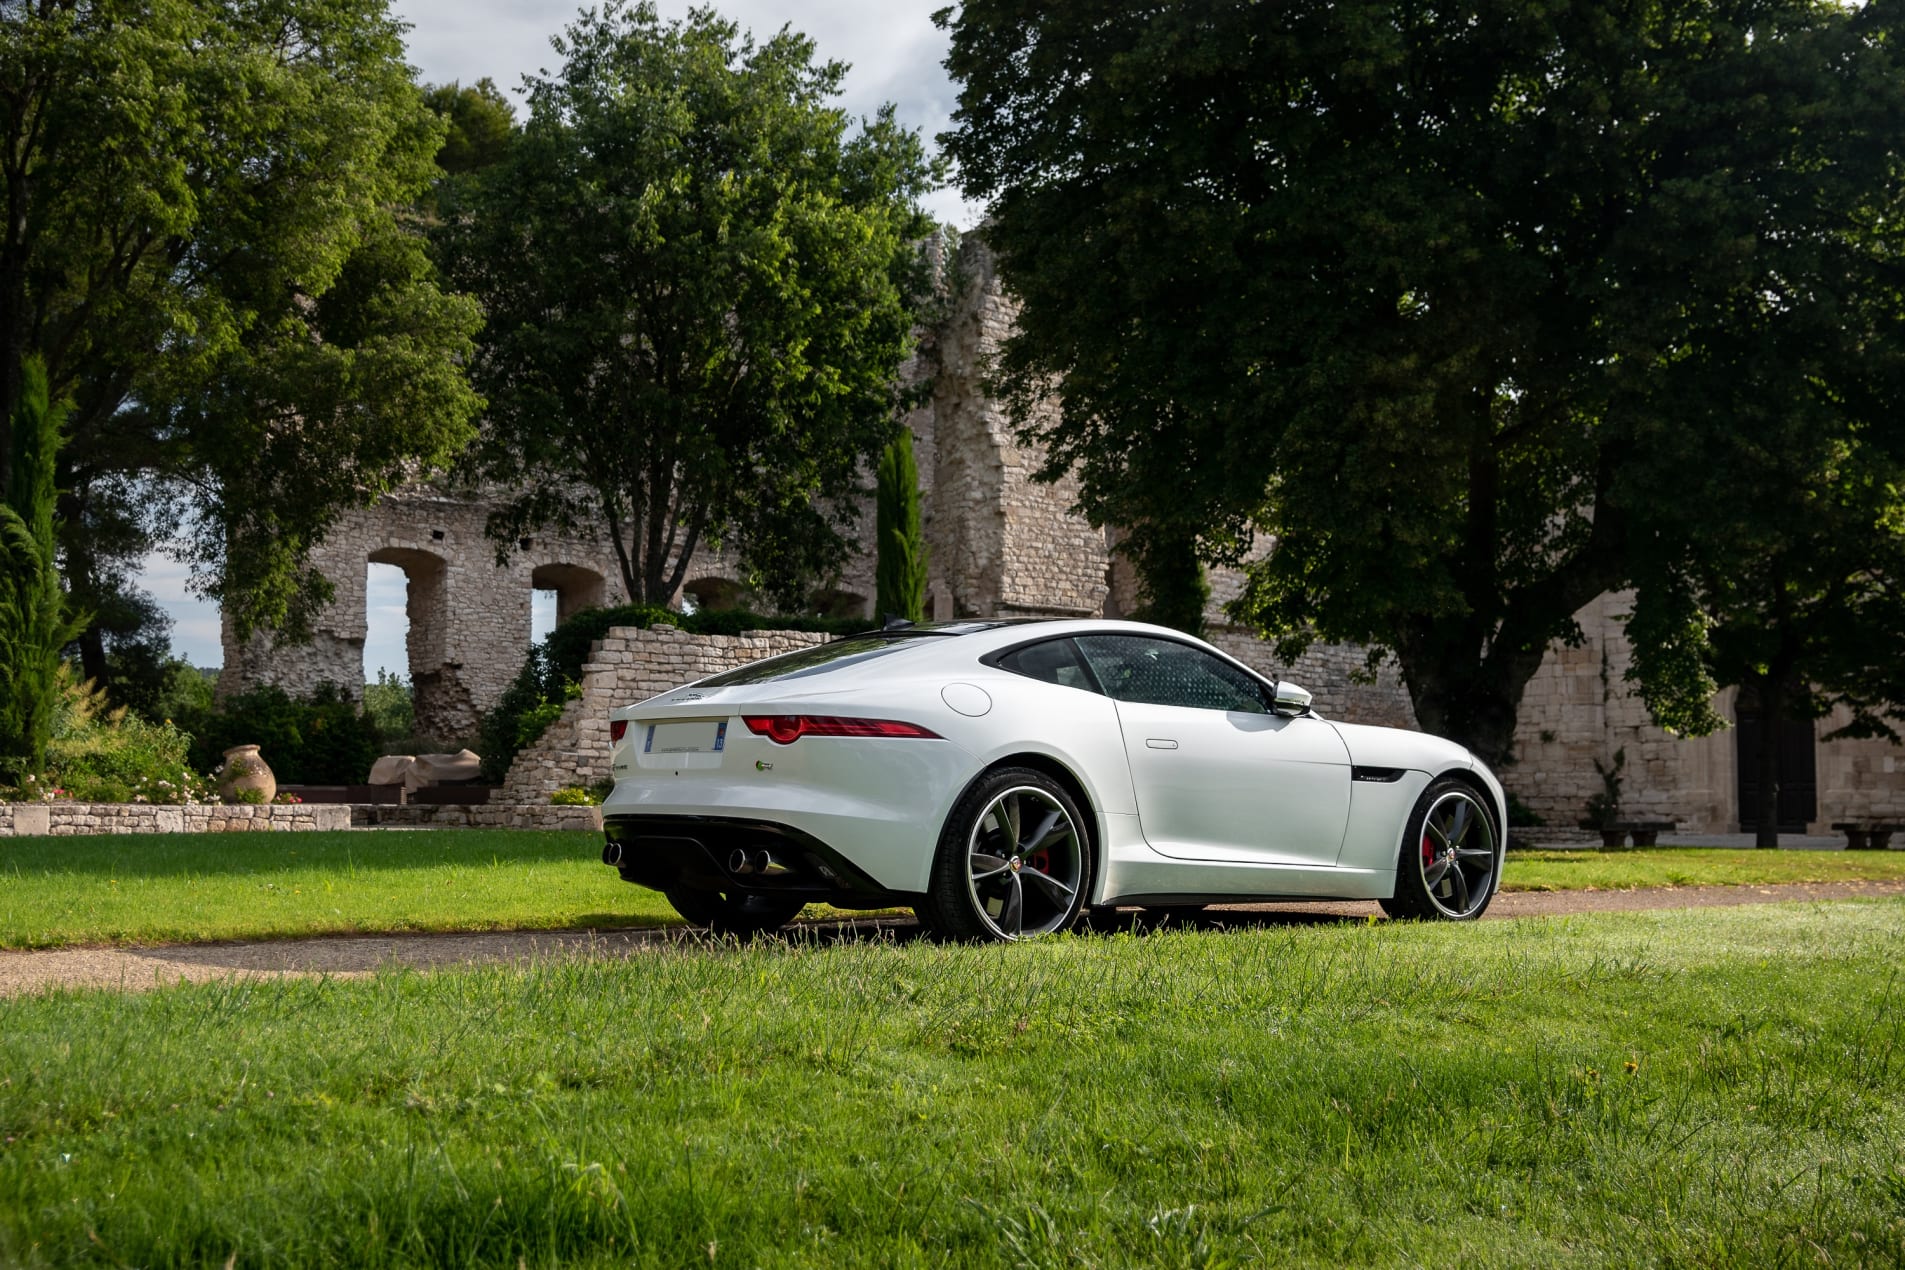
[917,767,1092,942]
[664,888,807,938]
[1380,778,1500,921]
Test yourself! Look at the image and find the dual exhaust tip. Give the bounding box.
[598,838,789,879]
[728,848,791,878]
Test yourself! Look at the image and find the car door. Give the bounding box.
[1073,634,1353,867]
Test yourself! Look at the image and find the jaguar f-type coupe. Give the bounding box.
[598,619,1505,940]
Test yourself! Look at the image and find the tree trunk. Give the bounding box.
[1750,673,1784,850]
[76,625,107,689]
[1399,642,1548,772]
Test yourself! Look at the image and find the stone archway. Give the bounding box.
[681,576,749,614]
[810,587,869,620]
[367,546,462,739]
[530,562,608,627]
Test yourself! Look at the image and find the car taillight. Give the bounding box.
[609,719,628,742]
[742,715,941,745]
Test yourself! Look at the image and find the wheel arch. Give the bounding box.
[977,750,1101,864]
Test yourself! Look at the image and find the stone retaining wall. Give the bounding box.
[499,625,832,804]
[0,802,352,837]
[350,803,603,831]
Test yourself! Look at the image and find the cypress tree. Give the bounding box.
[875,430,928,623]
[0,357,84,778]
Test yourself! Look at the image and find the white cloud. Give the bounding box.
[365,562,411,681]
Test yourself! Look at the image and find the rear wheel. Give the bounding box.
[664,888,807,938]
[919,767,1092,942]
[1380,778,1499,921]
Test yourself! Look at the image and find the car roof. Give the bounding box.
[858,617,1228,658]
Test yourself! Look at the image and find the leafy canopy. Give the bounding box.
[437,1,938,607]
[939,0,1905,763]
[0,0,485,652]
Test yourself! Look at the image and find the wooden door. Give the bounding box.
[1736,711,1817,832]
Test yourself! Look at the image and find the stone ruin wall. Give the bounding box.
[1512,590,1905,834]
[220,490,621,741]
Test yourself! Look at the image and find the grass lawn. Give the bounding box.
[0,830,670,950]
[1503,845,1905,892]
[0,901,1901,1266]
[3,830,1905,950]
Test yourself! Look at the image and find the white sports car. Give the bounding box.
[599,619,1505,940]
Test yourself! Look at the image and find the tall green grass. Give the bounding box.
[1506,845,1905,891]
[1,902,1901,1266]
[0,829,671,948]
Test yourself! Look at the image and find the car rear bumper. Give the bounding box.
[599,734,979,892]
[601,814,904,907]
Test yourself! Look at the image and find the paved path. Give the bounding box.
[2,880,1900,998]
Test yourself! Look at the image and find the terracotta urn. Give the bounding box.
[218,744,277,805]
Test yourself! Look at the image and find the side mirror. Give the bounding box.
[1272,681,1313,717]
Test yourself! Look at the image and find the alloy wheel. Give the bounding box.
[964,785,1084,939]
[1416,789,1497,918]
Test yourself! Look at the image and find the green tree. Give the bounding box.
[362,668,415,742]
[422,78,517,177]
[875,430,929,622]
[1128,527,1209,638]
[1624,336,1905,846]
[938,0,1905,766]
[0,357,85,777]
[0,0,485,685]
[437,2,937,608]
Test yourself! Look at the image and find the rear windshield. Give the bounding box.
[693,634,946,687]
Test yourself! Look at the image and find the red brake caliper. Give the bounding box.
[1421,834,1436,866]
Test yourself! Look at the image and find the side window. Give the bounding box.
[1074,635,1269,713]
[997,638,1101,694]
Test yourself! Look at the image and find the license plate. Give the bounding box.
[644,720,728,755]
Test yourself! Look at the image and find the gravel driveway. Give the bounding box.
[2,880,1900,998]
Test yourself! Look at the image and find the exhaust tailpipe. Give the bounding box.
[728,848,793,878]
[602,841,623,867]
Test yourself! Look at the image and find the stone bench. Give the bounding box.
[1580,820,1678,849]
[1831,822,1902,851]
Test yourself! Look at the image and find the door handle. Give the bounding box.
[1145,738,1179,750]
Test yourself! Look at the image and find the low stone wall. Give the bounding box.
[499,625,831,804]
[350,803,603,831]
[0,802,352,837]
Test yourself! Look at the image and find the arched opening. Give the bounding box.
[810,588,868,620]
[681,576,749,615]
[368,547,452,739]
[364,562,410,684]
[530,563,607,639]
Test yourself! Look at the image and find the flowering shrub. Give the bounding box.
[40,672,216,803]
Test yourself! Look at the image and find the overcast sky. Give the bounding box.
[144,0,978,678]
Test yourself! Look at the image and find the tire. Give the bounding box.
[664,888,808,938]
[919,766,1093,942]
[1380,777,1500,921]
